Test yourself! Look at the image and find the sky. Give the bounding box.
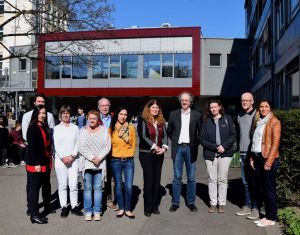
[109,0,246,39]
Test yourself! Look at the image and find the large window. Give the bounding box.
[45,56,60,79]
[210,53,221,67]
[72,56,88,79]
[174,53,192,78]
[144,54,160,79]
[92,55,108,79]
[276,0,285,40]
[162,54,173,77]
[121,55,138,79]
[110,55,120,78]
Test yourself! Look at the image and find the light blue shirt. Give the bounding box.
[100,114,111,128]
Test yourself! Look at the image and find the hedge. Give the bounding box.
[274,109,300,206]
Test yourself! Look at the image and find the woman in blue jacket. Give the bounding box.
[200,99,236,214]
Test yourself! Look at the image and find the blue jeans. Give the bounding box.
[84,169,103,215]
[110,158,134,211]
[240,153,253,208]
[172,145,196,205]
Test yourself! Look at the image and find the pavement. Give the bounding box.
[0,146,282,235]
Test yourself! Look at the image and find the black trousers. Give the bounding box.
[27,171,51,216]
[254,155,279,221]
[139,152,164,214]
[105,156,114,202]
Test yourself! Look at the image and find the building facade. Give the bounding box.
[245,0,300,109]
[34,27,249,116]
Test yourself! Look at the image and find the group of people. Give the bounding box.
[4,91,280,228]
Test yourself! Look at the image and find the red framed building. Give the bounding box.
[38,27,201,97]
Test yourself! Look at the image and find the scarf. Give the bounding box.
[115,121,130,143]
[251,113,271,153]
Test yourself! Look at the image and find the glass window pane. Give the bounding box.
[19,59,27,71]
[122,55,138,79]
[31,58,38,70]
[144,54,160,79]
[162,54,173,64]
[110,55,120,64]
[162,65,173,77]
[61,56,72,79]
[45,56,60,79]
[72,56,88,79]
[174,53,192,78]
[210,54,221,66]
[110,67,120,78]
[92,55,108,79]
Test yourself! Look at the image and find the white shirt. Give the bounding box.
[53,122,79,160]
[251,123,266,153]
[178,108,191,144]
[22,109,55,141]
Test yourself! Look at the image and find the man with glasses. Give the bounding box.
[98,97,118,211]
[167,91,202,213]
[235,92,259,220]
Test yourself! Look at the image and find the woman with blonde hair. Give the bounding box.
[137,99,168,217]
[78,110,111,221]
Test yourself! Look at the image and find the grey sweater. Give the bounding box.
[237,109,255,153]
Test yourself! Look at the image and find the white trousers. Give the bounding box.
[205,157,232,206]
[55,158,79,208]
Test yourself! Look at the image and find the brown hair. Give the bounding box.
[204,99,225,119]
[87,110,99,119]
[142,99,165,125]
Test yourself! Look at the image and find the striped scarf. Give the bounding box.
[115,121,130,143]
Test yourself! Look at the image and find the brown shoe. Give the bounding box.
[208,205,216,213]
[107,201,118,211]
[218,205,225,213]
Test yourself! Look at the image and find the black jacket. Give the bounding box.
[200,114,236,161]
[25,124,52,170]
[167,109,202,162]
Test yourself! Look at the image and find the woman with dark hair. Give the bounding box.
[26,105,52,224]
[9,121,26,165]
[110,107,136,219]
[53,105,83,218]
[200,99,236,213]
[137,99,168,217]
[250,99,281,227]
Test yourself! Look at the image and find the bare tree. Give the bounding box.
[0,0,115,61]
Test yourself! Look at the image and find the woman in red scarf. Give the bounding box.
[26,105,52,224]
[138,99,168,217]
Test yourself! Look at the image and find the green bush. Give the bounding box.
[275,109,300,206]
[278,207,300,235]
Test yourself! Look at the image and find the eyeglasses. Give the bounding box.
[241,100,253,102]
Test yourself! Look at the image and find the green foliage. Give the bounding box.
[278,207,300,235]
[274,109,300,206]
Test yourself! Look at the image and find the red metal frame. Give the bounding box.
[38,27,201,96]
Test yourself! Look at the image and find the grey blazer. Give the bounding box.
[167,109,202,162]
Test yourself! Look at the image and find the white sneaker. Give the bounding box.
[247,208,259,220]
[85,214,92,221]
[93,213,101,221]
[20,161,26,166]
[2,163,9,168]
[235,206,251,216]
[9,163,18,168]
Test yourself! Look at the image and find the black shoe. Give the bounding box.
[26,210,31,216]
[30,215,48,224]
[45,208,56,214]
[144,212,151,217]
[125,212,135,219]
[71,206,84,216]
[169,205,179,212]
[41,216,48,222]
[152,208,160,214]
[187,204,198,212]
[61,207,68,218]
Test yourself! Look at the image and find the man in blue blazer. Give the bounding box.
[167,91,202,212]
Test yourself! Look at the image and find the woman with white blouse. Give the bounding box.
[54,105,83,218]
[78,110,111,221]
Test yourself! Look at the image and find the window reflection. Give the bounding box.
[162,54,173,77]
[144,54,160,79]
[73,56,88,79]
[110,55,120,78]
[174,53,192,78]
[122,55,138,79]
[92,55,108,79]
[45,56,60,79]
[61,56,72,79]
